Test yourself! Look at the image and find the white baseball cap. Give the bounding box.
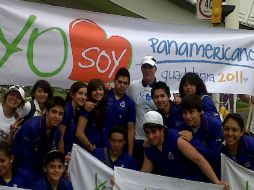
[141,56,157,67]
[143,111,164,126]
[6,85,25,101]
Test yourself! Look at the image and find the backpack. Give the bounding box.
[22,100,36,122]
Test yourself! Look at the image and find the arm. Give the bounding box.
[75,116,95,152]
[140,154,154,173]
[178,130,193,142]
[177,137,220,184]
[6,117,23,144]
[127,99,136,155]
[127,122,135,155]
[84,101,96,112]
[190,129,223,160]
[180,125,223,159]
[20,126,34,171]
[202,95,218,113]
[239,94,254,104]
[58,124,66,153]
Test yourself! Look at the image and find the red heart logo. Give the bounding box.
[69,19,132,82]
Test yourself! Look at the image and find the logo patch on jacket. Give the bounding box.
[168,152,174,160]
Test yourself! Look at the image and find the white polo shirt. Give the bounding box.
[127,80,156,140]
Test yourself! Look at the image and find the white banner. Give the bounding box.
[1,0,254,95]
[68,144,113,190]
[69,144,223,190]
[0,186,29,190]
[221,154,254,190]
[114,167,223,190]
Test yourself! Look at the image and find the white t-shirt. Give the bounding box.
[127,80,156,140]
[18,99,43,118]
[0,104,16,142]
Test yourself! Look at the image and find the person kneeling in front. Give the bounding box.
[141,111,229,189]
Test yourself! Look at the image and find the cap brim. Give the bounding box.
[6,89,25,100]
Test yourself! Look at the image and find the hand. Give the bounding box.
[217,180,230,190]
[143,139,151,148]
[84,101,96,112]
[10,117,23,135]
[179,130,193,142]
[110,176,116,187]
[104,83,112,92]
[88,144,96,152]
[65,152,71,166]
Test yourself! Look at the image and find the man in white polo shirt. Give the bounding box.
[127,55,157,168]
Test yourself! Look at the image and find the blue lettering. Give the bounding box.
[248,49,254,61]
[179,42,188,56]
[160,67,215,83]
[148,38,159,53]
[148,38,254,66]
[157,40,167,54]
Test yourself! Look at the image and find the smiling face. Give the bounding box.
[34,88,49,105]
[183,81,197,96]
[141,64,156,83]
[223,118,244,150]
[5,91,23,109]
[144,127,164,146]
[91,86,104,102]
[0,150,13,178]
[46,105,65,128]
[182,109,201,128]
[153,89,170,113]
[72,87,87,107]
[44,159,65,184]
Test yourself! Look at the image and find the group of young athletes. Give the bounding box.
[0,55,253,190]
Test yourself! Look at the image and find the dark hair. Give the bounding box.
[3,88,25,109]
[143,123,165,131]
[151,81,170,99]
[179,72,207,97]
[66,81,87,102]
[182,94,203,112]
[87,79,106,130]
[0,141,12,157]
[45,96,65,111]
[44,150,65,166]
[114,67,130,82]
[87,79,106,103]
[109,126,127,140]
[223,113,245,131]
[31,80,53,99]
[0,142,18,175]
